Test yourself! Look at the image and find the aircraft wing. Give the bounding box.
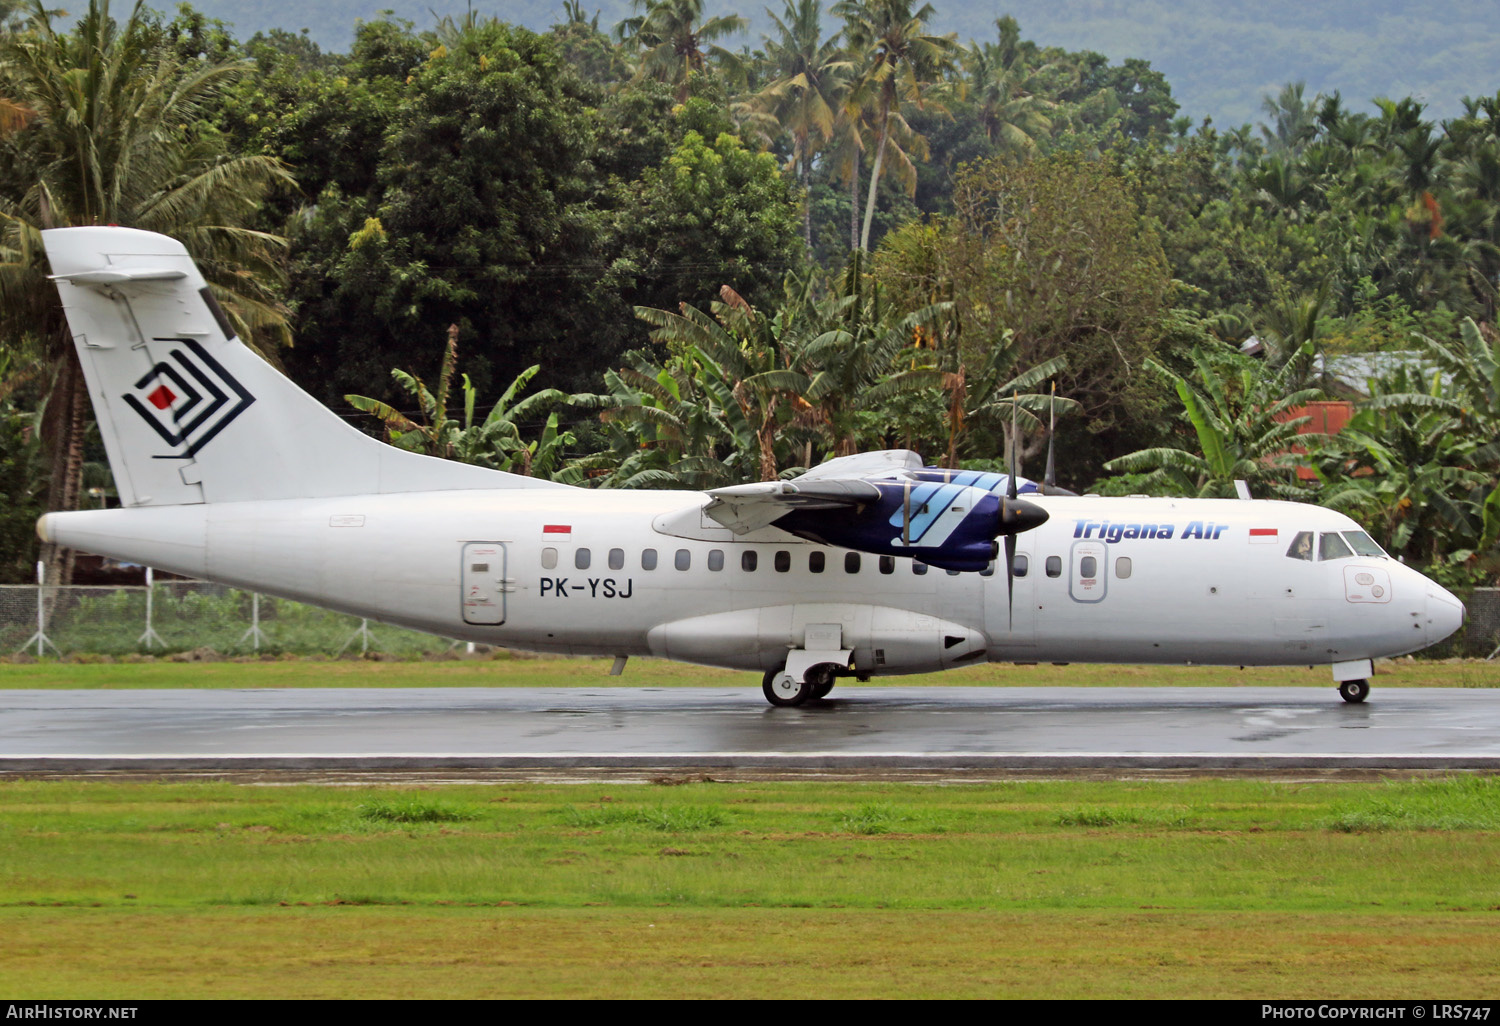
[795,449,922,481]
[703,479,882,534]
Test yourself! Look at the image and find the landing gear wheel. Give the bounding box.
[763,668,812,707]
[810,681,835,699]
[1338,679,1370,704]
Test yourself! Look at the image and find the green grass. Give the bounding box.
[2,777,1499,997]
[1324,775,1500,832]
[356,798,482,824]
[2,777,1498,911]
[2,655,1497,689]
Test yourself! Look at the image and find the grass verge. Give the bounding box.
[1,777,1498,996]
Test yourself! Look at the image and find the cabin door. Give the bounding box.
[461,542,508,626]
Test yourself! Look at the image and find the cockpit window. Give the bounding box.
[1319,531,1353,561]
[1286,531,1313,561]
[1342,531,1385,557]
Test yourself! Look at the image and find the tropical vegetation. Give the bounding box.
[2,0,1498,596]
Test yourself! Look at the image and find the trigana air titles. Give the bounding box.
[37,227,1465,705]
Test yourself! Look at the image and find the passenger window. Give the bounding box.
[641,548,658,571]
[1116,556,1132,579]
[1079,555,1097,578]
[845,552,861,574]
[980,560,995,577]
[879,556,895,575]
[775,550,790,573]
[575,548,591,570]
[1319,532,1353,561]
[1343,531,1384,556]
[675,549,691,571]
[1045,556,1062,578]
[1286,531,1313,561]
[608,548,624,571]
[913,562,928,576]
[947,568,961,576]
[1013,554,1029,578]
[809,551,825,573]
[708,549,724,572]
[541,547,558,570]
[742,550,758,572]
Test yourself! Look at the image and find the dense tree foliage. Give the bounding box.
[2,0,1499,593]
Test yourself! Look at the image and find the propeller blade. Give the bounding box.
[1043,383,1057,494]
[1005,533,1017,632]
[902,479,912,547]
[1008,391,1019,502]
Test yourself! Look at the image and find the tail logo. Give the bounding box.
[123,338,255,458]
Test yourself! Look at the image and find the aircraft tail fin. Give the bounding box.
[42,227,567,506]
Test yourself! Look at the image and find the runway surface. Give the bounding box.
[2,685,1498,773]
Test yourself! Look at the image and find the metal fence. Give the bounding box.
[1461,588,1500,660]
[2,578,459,659]
[5,579,1498,661]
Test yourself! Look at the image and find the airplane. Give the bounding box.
[34,226,1466,706]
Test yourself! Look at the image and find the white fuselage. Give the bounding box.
[42,488,1466,676]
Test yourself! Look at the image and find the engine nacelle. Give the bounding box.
[646,603,989,675]
[773,481,1044,571]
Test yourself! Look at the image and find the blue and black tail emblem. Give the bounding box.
[123,338,255,458]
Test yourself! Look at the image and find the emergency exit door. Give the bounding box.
[461,542,508,625]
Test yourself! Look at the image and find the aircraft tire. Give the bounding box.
[810,681,835,699]
[763,668,812,707]
[1338,679,1370,704]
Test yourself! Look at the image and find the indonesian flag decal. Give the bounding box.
[542,524,572,536]
[123,338,254,457]
[1248,528,1279,543]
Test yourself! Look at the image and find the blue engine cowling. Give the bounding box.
[772,481,1046,572]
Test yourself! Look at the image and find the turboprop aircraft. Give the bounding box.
[36,227,1466,706]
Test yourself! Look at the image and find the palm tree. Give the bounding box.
[0,0,294,583]
[751,0,850,253]
[962,18,1053,157]
[1259,81,1320,157]
[833,0,956,250]
[615,0,746,101]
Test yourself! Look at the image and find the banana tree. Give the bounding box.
[1104,345,1322,498]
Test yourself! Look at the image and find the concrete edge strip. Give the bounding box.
[5,753,1500,771]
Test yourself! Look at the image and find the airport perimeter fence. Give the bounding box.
[3,581,1499,662]
[0,579,461,660]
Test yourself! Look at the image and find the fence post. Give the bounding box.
[20,560,58,657]
[138,567,165,650]
[335,618,378,658]
[239,592,267,652]
[35,561,44,657]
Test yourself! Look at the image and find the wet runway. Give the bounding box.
[2,686,1498,773]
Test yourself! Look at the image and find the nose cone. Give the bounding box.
[999,497,1049,536]
[1425,583,1466,646]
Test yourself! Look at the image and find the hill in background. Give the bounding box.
[176,0,1499,126]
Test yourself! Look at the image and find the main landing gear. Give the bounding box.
[762,663,838,707]
[1338,679,1370,704]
